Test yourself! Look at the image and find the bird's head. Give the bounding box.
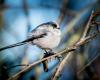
[46,21,60,29]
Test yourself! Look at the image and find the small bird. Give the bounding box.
[0,21,61,71]
[0,21,61,52]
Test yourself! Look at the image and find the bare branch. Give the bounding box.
[8,31,100,80]
[52,52,74,80]
[82,11,94,39]
[75,32,100,47]
[52,32,100,80]
[77,51,100,75]
[8,47,76,80]
[56,0,68,25]
[6,64,29,70]
[52,11,100,80]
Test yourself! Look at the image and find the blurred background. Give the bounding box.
[0,0,100,80]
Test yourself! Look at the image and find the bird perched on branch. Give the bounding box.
[0,21,61,72]
[0,22,61,51]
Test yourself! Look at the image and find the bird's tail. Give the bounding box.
[0,41,27,51]
[0,37,35,52]
[0,33,47,52]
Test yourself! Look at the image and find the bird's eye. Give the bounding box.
[52,24,57,28]
[52,24,60,29]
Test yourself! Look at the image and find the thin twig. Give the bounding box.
[75,32,100,47]
[56,0,68,25]
[77,52,100,75]
[50,62,60,80]
[6,64,29,70]
[91,21,100,32]
[82,10,94,39]
[52,52,74,80]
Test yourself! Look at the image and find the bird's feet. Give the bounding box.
[42,50,62,72]
[44,50,62,61]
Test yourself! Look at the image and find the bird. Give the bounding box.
[0,21,61,52]
[0,21,61,72]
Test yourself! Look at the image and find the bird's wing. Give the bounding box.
[0,23,51,51]
[29,24,49,38]
[30,21,57,38]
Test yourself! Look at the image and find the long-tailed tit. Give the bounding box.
[0,22,61,72]
[0,22,61,52]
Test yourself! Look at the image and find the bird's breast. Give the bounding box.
[33,32,61,49]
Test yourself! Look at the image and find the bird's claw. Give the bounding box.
[44,50,63,61]
[55,55,62,61]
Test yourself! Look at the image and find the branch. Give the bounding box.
[56,0,68,25]
[5,64,29,70]
[8,31,100,80]
[52,11,100,80]
[77,51,100,75]
[8,47,76,80]
[52,32,100,80]
[82,11,94,39]
[52,52,74,80]
[81,11,100,39]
